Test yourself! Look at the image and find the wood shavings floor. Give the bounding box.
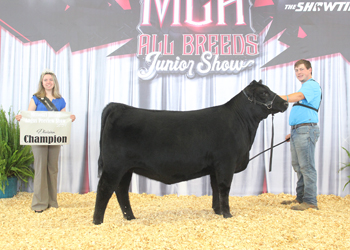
[1,192,349,249]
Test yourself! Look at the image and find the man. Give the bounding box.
[279,59,321,210]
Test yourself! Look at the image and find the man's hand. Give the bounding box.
[286,134,291,142]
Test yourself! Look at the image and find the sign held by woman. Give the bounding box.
[20,111,72,145]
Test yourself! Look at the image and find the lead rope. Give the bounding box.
[249,114,290,171]
[269,114,274,172]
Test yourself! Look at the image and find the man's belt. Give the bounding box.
[291,123,317,130]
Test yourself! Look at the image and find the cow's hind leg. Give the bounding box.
[93,172,118,225]
[115,171,135,220]
[210,174,222,215]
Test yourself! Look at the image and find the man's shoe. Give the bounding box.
[281,199,301,205]
[291,202,318,211]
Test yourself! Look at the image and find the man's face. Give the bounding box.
[294,64,312,83]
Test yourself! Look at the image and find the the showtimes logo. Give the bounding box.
[285,2,350,11]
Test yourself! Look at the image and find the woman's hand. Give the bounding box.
[15,114,22,121]
[61,108,75,122]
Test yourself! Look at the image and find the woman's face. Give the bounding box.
[42,74,55,91]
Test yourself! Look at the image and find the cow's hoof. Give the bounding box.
[213,208,222,215]
[223,213,233,218]
[125,215,136,220]
[93,220,103,225]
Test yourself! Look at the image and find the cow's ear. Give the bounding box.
[250,80,257,85]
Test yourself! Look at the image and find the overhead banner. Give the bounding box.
[20,111,72,146]
[1,0,348,80]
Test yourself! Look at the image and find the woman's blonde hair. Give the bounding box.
[34,69,62,98]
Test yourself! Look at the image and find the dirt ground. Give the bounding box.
[1,192,349,249]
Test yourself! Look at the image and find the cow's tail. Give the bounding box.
[98,102,119,177]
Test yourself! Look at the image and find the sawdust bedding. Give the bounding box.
[1,192,349,249]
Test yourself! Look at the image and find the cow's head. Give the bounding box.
[243,80,288,115]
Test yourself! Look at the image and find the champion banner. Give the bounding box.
[20,111,72,146]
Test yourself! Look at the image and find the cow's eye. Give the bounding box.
[260,91,269,98]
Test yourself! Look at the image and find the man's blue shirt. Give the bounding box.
[289,79,321,126]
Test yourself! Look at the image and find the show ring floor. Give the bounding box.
[1,192,349,249]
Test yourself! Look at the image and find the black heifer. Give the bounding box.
[93,80,288,224]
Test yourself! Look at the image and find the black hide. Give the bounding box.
[93,80,288,224]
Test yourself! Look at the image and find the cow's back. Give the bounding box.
[100,102,248,183]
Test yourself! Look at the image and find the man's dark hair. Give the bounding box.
[294,59,312,70]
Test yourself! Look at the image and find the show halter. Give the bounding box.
[242,89,277,110]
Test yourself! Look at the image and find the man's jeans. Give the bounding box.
[290,124,320,206]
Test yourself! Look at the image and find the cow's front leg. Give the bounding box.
[216,166,234,218]
[218,183,233,218]
[115,171,135,220]
[93,172,117,225]
[210,174,221,215]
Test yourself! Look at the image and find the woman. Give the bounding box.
[16,69,76,213]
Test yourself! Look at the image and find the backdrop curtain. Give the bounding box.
[1,24,349,197]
